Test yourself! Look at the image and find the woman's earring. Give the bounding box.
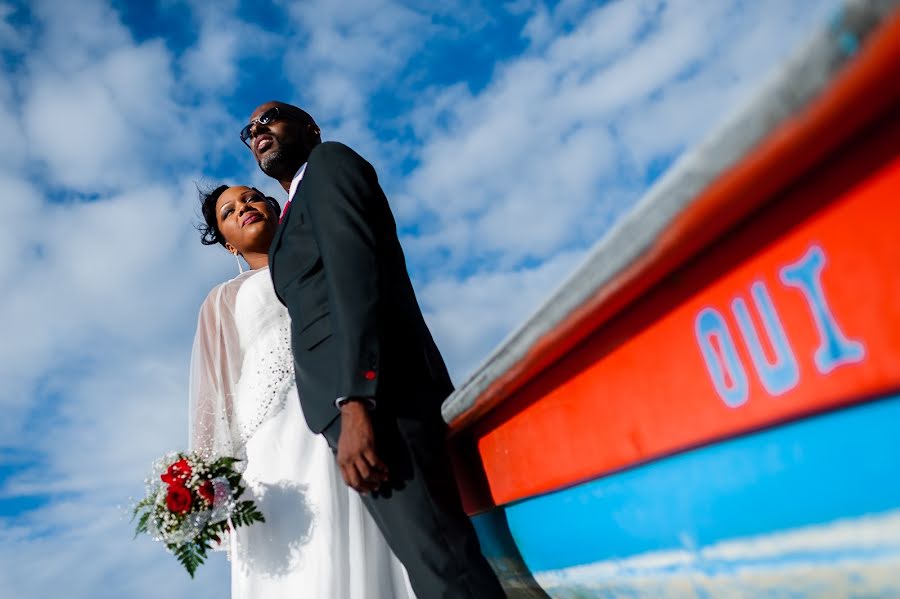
[234,251,244,274]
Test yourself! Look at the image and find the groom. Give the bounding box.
[242,101,506,598]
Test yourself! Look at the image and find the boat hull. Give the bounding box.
[444,3,900,596]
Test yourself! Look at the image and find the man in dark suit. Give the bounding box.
[241,101,506,598]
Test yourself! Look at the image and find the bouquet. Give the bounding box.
[132,451,264,577]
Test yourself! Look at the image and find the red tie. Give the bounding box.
[279,199,291,223]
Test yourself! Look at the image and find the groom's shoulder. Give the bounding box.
[309,141,371,171]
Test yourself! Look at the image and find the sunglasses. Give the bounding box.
[240,106,280,148]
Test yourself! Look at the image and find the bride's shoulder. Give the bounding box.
[199,276,239,312]
[198,270,264,313]
[201,280,229,307]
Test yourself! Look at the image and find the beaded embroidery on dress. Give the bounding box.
[231,271,294,442]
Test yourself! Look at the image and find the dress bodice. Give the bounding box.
[231,269,296,442]
[233,268,290,349]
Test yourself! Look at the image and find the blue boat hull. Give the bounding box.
[472,395,900,597]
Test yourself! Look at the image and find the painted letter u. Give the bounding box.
[732,281,799,396]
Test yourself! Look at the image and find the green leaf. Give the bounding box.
[130,496,153,521]
[133,511,151,539]
[172,541,206,578]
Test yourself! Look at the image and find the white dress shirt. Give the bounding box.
[287,162,307,203]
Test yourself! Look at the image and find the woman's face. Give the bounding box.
[216,186,278,255]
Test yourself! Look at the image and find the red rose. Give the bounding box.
[198,480,215,504]
[166,484,193,514]
[161,458,192,485]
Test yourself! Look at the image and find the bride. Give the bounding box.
[188,184,415,598]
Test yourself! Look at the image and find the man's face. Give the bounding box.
[247,103,296,167]
[244,102,316,180]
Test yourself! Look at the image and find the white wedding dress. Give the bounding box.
[189,267,415,599]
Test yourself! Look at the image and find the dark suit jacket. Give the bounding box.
[269,142,454,433]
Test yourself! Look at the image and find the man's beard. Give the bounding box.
[259,140,306,180]
[258,148,292,178]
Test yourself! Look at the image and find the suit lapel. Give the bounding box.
[268,185,306,281]
[270,209,288,259]
[268,159,312,284]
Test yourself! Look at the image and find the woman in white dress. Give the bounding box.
[188,184,415,598]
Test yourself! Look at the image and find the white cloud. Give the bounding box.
[0,81,20,170]
[23,50,161,190]
[281,0,425,108]
[420,249,586,381]
[0,499,230,598]
[0,181,222,431]
[179,0,284,94]
[276,0,431,160]
[0,178,236,594]
[398,0,841,277]
[17,0,279,194]
[19,7,190,192]
[28,0,133,72]
[0,1,265,595]
[0,2,25,52]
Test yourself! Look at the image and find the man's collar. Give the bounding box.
[288,162,308,202]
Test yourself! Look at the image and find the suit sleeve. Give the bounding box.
[304,142,382,401]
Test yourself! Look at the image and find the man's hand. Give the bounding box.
[336,400,389,494]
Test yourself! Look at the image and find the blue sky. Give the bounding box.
[0,0,843,596]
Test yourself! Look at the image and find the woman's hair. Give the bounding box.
[197,184,280,247]
[198,184,230,246]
